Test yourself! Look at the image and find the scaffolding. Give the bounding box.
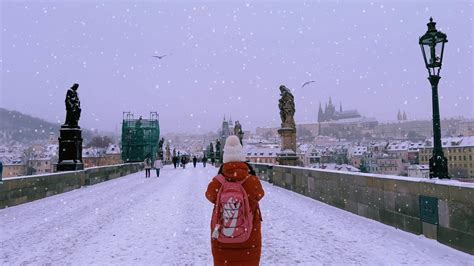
[121,112,160,163]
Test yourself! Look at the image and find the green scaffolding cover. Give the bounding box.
[121,114,160,163]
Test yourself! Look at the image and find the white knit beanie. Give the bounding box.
[223,135,246,163]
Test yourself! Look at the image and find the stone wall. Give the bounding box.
[0,163,143,209]
[250,163,474,255]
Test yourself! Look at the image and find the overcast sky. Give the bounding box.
[1,0,473,134]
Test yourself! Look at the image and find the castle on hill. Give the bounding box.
[318,97,361,122]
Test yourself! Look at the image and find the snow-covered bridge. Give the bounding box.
[1,165,471,264]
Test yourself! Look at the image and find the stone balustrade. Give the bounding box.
[0,163,143,209]
[251,163,474,255]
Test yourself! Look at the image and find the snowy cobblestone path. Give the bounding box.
[1,165,472,265]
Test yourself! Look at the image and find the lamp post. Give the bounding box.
[419,17,449,179]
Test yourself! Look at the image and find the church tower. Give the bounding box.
[318,102,324,122]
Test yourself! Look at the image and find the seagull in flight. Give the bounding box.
[152,54,169,60]
[301,80,316,88]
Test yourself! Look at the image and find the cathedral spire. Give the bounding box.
[318,102,324,122]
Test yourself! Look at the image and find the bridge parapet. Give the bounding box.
[250,163,474,255]
[0,163,143,209]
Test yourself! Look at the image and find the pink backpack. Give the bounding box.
[211,174,253,243]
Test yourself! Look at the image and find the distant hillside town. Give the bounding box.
[1,105,474,180]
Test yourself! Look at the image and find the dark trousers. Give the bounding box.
[145,169,151,177]
[156,168,160,177]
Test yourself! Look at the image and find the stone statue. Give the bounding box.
[165,142,171,161]
[63,83,81,128]
[234,120,242,135]
[234,120,244,145]
[158,137,164,159]
[278,85,296,128]
[215,139,221,162]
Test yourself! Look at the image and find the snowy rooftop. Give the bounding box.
[245,146,280,157]
[423,136,474,148]
[106,144,121,155]
[313,163,361,172]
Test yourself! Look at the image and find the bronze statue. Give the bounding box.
[278,85,296,128]
[63,83,81,128]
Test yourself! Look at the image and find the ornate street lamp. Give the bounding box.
[419,17,449,179]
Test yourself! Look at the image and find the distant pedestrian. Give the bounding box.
[172,156,177,169]
[0,160,3,181]
[205,135,264,266]
[202,155,207,167]
[144,157,152,178]
[154,158,163,177]
[211,157,215,166]
[181,156,187,169]
[192,156,198,168]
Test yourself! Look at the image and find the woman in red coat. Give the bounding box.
[206,135,265,266]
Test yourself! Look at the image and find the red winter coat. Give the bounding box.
[205,162,265,266]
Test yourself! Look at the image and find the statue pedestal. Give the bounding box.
[277,127,299,166]
[57,128,84,171]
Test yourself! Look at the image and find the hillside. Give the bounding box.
[0,108,93,145]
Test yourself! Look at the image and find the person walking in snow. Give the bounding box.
[181,155,187,169]
[172,156,177,169]
[192,156,198,168]
[144,157,152,178]
[154,157,163,177]
[202,155,207,167]
[205,135,264,266]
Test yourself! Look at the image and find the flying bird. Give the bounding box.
[152,54,169,60]
[301,80,316,88]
